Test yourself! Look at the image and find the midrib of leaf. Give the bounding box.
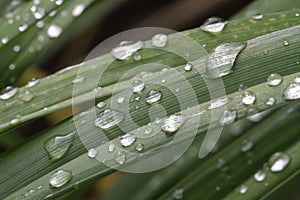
[1,9,300,133]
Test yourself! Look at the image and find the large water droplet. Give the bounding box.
[146,90,162,104]
[267,73,282,86]
[172,188,184,199]
[94,109,124,129]
[88,148,98,158]
[269,152,290,172]
[0,86,18,100]
[49,169,73,188]
[205,43,246,78]
[111,41,143,60]
[47,24,62,38]
[132,80,145,93]
[161,115,183,134]
[219,110,236,126]
[242,91,256,105]
[115,151,126,164]
[120,133,136,147]
[254,170,267,182]
[72,4,85,17]
[200,17,227,33]
[283,83,300,100]
[151,34,168,47]
[44,132,75,161]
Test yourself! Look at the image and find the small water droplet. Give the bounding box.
[26,78,40,87]
[265,97,276,106]
[72,75,85,83]
[146,90,162,104]
[120,133,136,147]
[133,52,142,61]
[18,24,28,32]
[117,96,125,104]
[88,148,98,158]
[283,83,300,100]
[172,188,184,199]
[296,12,300,17]
[205,43,246,78]
[208,98,228,109]
[161,115,183,134]
[269,152,290,172]
[251,14,264,20]
[108,143,115,152]
[72,4,85,17]
[47,24,62,38]
[1,37,8,44]
[216,158,228,172]
[135,143,144,152]
[13,45,21,52]
[151,34,168,47]
[19,90,33,102]
[239,185,248,194]
[132,80,145,93]
[111,41,143,60]
[294,76,300,84]
[44,132,75,161]
[242,91,256,105]
[241,140,254,152]
[10,116,22,125]
[184,63,193,72]
[32,6,45,19]
[36,20,45,28]
[0,86,18,100]
[239,84,248,91]
[254,170,267,182]
[267,73,282,86]
[94,109,124,129]
[115,151,126,164]
[55,0,63,6]
[283,41,289,46]
[96,102,106,108]
[200,17,227,33]
[144,127,153,135]
[49,169,73,188]
[219,110,237,126]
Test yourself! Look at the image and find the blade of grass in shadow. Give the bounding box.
[0,9,300,133]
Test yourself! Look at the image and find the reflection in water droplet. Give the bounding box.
[242,91,256,105]
[94,109,124,129]
[120,133,136,147]
[151,34,168,47]
[205,43,246,78]
[44,132,75,161]
[267,73,282,86]
[200,17,227,33]
[254,170,267,182]
[161,115,183,134]
[269,152,290,172]
[88,148,98,158]
[49,169,73,188]
[146,90,162,104]
[111,41,144,60]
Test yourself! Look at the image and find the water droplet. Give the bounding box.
[205,43,246,78]
[294,76,300,84]
[44,132,75,161]
[94,109,124,129]
[241,140,254,152]
[251,14,264,20]
[242,91,256,105]
[0,86,18,100]
[146,90,162,104]
[216,158,228,172]
[32,6,45,19]
[239,84,248,91]
[135,143,144,152]
[88,148,98,158]
[115,151,126,164]
[184,63,193,72]
[267,73,282,86]
[96,101,106,108]
[36,20,45,28]
[120,133,136,147]
[55,0,63,6]
[72,75,85,83]
[9,63,16,70]
[161,115,183,134]
[283,83,300,100]
[219,110,237,126]
[19,90,33,102]
[208,98,228,109]
[132,80,145,93]
[239,185,248,194]
[26,78,40,88]
[18,24,28,32]
[254,170,267,182]
[117,96,125,104]
[144,127,153,135]
[47,24,62,38]
[269,152,290,172]
[296,12,300,17]
[172,188,184,199]
[49,169,73,188]
[133,52,142,61]
[72,4,85,17]
[265,97,276,106]
[1,37,8,44]
[200,17,227,33]
[13,45,21,52]
[108,143,115,152]
[283,41,289,46]
[10,116,22,125]
[151,34,168,47]
[111,41,144,60]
